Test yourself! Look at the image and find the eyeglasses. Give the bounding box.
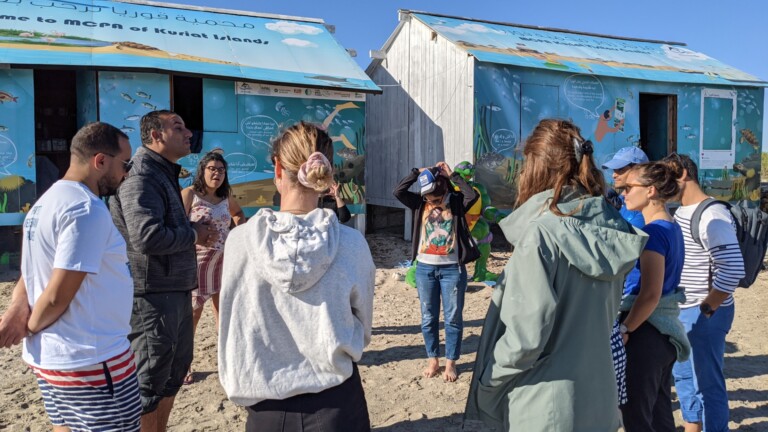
[624,183,650,193]
[205,166,226,174]
[423,196,443,205]
[103,153,133,173]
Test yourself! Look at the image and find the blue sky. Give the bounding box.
[162,0,768,150]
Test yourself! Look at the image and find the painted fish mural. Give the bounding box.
[0,92,19,103]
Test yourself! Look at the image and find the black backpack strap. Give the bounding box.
[690,198,731,248]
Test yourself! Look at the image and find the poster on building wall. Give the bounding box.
[177,82,366,214]
[0,69,35,226]
[699,88,736,170]
[97,71,171,151]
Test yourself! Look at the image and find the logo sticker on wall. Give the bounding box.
[235,82,365,101]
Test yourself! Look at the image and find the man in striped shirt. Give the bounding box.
[666,154,745,432]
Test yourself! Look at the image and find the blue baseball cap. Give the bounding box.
[418,169,437,195]
[602,146,649,170]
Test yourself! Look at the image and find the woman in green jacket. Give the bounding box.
[465,119,647,431]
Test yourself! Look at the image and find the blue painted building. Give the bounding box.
[365,11,765,221]
[0,0,379,264]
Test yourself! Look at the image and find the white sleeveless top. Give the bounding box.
[189,193,231,250]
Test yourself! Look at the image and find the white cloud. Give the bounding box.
[282,38,317,48]
[433,25,466,35]
[266,21,322,36]
[433,23,505,36]
[456,23,505,34]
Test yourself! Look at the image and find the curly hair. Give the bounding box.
[192,151,231,199]
[660,152,697,184]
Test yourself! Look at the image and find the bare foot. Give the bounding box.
[443,360,458,382]
[422,358,440,378]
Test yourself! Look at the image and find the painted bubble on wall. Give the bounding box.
[564,74,606,120]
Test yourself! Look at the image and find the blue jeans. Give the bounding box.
[415,262,467,361]
[672,304,735,432]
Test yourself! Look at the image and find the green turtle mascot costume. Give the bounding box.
[404,161,502,286]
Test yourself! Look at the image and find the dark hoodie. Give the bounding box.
[393,168,479,265]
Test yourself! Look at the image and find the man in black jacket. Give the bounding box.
[110,110,216,431]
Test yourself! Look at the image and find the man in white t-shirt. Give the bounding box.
[664,153,745,432]
[0,122,142,431]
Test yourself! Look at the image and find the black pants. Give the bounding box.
[245,364,370,432]
[620,318,677,432]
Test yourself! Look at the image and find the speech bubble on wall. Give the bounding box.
[226,152,259,182]
[0,135,18,175]
[491,129,517,155]
[240,115,279,147]
[564,74,605,119]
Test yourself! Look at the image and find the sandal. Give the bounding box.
[183,368,194,385]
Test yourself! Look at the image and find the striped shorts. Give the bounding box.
[192,247,224,310]
[32,349,142,431]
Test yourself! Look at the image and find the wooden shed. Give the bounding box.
[364,10,765,233]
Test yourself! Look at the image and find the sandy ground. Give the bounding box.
[1,231,766,431]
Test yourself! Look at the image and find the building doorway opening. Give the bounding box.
[34,69,78,197]
[172,75,203,153]
[639,93,677,161]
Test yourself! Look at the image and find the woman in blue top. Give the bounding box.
[619,162,690,431]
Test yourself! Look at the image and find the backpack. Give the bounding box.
[690,198,768,288]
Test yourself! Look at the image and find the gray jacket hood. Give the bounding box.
[239,208,339,293]
[501,187,647,282]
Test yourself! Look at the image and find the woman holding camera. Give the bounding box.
[393,161,478,382]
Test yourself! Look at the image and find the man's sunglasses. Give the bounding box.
[103,153,134,173]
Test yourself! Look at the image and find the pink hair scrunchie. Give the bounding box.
[296,152,332,189]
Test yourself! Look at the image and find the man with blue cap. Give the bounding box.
[602,146,649,228]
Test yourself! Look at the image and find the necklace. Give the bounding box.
[281,208,310,215]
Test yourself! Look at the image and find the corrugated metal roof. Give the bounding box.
[404,11,765,87]
[0,0,380,92]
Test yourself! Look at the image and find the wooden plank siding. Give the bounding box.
[365,16,474,208]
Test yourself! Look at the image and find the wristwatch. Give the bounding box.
[619,323,631,335]
[700,302,715,318]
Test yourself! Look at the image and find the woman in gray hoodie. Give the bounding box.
[465,119,647,431]
[218,122,375,432]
